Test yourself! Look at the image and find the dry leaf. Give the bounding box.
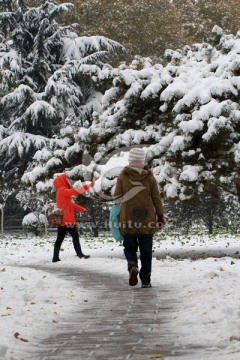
[148,354,163,359]
[14,332,28,342]
[230,335,240,341]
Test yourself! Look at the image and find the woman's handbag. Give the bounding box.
[48,210,63,227]
[48,204,70,227]
[109,203,123,242]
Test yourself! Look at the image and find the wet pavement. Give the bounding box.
[21,265,214,360]
[19,265,184,360]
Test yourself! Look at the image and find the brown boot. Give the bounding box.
[129,266,139,286]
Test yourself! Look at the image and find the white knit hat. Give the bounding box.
[128,148,146,163]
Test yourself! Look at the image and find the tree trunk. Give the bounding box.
[44,207,48,237]
[208,219,213,234]
[1,207,3,236]
[236,185,240,203]
[92,227,99,237]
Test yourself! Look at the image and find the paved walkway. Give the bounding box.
[18,243,239,360]
[21,264,187,360]
[10,243,239,360]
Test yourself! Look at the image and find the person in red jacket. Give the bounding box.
[52,173,95,262]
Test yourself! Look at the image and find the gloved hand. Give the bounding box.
[83,209,89,216]
[158,214,165,229]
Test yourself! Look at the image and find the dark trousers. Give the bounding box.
[123,234,153,281]
[53,225,82,258]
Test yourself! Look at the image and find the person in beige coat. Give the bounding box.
[114,148,164,288]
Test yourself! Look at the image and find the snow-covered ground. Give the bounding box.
[1,231,240,359]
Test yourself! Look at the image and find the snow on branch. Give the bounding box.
[0,132,49,158]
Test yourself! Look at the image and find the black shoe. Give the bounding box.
[141,280,152,288]
[77,254,90,259]
[129,266,139,286]
[52,257,61,263]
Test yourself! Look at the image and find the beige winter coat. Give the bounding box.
[114,165,164,235]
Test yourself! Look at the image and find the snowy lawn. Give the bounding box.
[1,231,240,359]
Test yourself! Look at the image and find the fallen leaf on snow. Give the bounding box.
[147,353,163,359]
[14,332,29,342]
[230,335,240,341]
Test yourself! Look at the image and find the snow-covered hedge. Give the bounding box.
[22,213,46,236]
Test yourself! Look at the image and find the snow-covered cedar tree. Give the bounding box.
[23,26,240,204]
[62,26,240,203]
[0,0,124,189]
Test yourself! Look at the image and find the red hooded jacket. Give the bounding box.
[53,174,89,226]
